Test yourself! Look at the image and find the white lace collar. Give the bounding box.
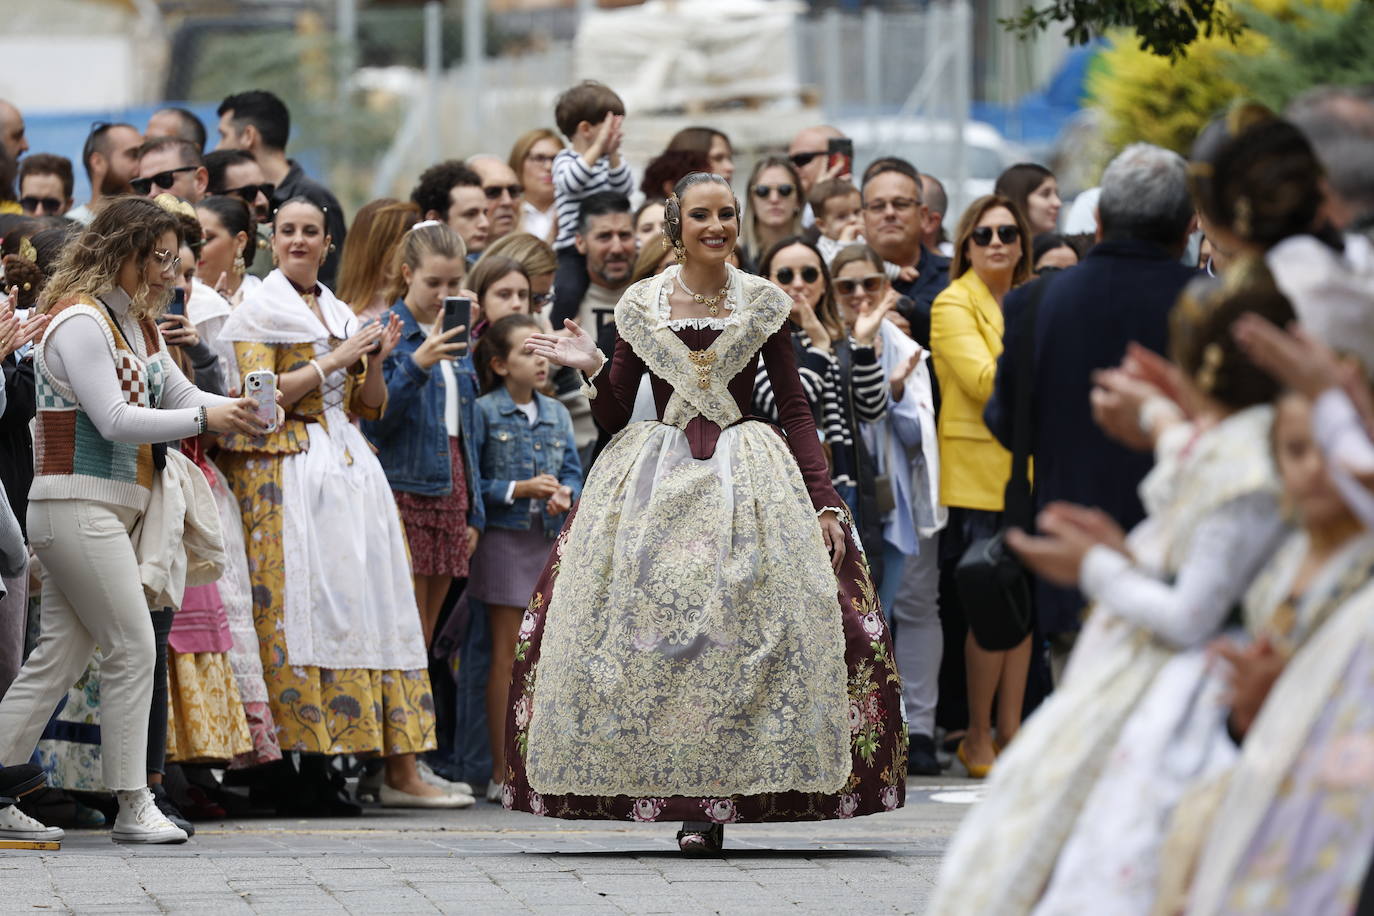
[657,265,741,331]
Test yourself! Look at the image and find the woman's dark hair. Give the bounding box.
[641,149,711,200]
[667,126,731,158]
[1190,103,1329,250]
[198,195,257,268]
[1170,255,1294,411]
[950,193,1033,286]
[663,171,738,250]
[272,195,327,228]
[474,312,541,393]
[175,212,205,260]
[468,255,530,320]
[757,235,843,342]
[1032,232,1075,267]
[994,162,1055,227]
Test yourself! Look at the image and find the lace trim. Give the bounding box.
[580,349,609,400]
[656,268,742,330]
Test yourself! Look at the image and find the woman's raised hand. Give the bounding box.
[852,294,895,347]
[524,318,602,375]
[331,320,386,368]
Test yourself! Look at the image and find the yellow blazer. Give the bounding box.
[931,269,1019,512]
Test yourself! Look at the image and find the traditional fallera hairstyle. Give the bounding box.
[662,171,738,255]
[949,193,1033,287]
[474,312,541,393]
[197,195,257,268]
[42,195,182,319]
[1170,256,1294,410]
[335,198,420,311]
[757,235,844,342]
[392,220,467,301]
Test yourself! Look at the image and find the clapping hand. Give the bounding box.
[852,293,895,348]
[1006,501,1127,588]
[524,319,602,375]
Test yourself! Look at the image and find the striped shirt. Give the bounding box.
[752,330,888,490]
[552,149,634,251]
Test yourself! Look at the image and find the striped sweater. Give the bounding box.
[31,299,169,510]
[752,329,888,490]
[551,148,634,251]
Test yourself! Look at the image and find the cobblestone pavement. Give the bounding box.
[1,779,980,915]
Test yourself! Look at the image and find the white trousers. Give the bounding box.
[0,499,152,790]
[893,531,942,738]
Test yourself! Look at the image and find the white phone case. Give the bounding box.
[244,370,278,433]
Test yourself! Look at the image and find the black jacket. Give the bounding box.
[0,355,36,536]
[985,239,1199,634]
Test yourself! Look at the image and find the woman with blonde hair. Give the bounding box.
[741,156,805,268]
[508,129,564,244]
[0,196,268,845]
[335,198,420,321]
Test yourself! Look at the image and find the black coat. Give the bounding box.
[0,354,35,537]
[984,239,1199,634]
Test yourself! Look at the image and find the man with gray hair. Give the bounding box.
[1285,84,1374,236]
[984,142,1198,671]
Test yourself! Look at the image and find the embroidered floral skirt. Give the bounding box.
[218,451,437,757]
[502,420,907,823]
[166,650,255,764]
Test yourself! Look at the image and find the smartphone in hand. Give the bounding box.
[244,369,278,433]
[443,296,472,347]
[828,137,854,177]
[167,287,186,318]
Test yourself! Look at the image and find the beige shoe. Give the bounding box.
[378,784,475,809]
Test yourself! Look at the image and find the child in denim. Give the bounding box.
[466,313,582,801]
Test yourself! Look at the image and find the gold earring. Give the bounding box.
[673,242,687,264]
[233,249,246,276]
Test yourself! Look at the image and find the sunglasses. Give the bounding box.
[151,248,182,274]
[224,182,275,203]
[530,291,552,309]
[483,184,522,200]
[788,151,825,169]
[971,225,1020,246]
[773,265,820,285]
[754,183,795,200]
[20,196,64,214]
[131,166,198,196]
[835,274,885,296]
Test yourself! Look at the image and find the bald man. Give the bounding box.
[468,155,523,243]
[788,125,848,229]
[0,100,28,161]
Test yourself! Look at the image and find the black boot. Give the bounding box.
[676,821,724,856]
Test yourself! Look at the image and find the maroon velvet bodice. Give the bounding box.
[590,323,841,512]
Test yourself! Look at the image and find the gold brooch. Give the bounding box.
[688,349,717,389]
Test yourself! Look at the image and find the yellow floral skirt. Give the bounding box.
[218,451,437,756]
[166,651,254,764]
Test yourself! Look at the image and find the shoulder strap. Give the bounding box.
[1002,281,1045,528]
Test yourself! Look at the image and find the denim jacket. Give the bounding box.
[471,385,583,536]
[362,300,485,531]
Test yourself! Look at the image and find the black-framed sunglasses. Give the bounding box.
[754,183,795,200]
[20,196,64,215]
[131,166,198,196]
[483,184,522,200]
[224,182,276,203]
[773,265,820,285]
[835,274,885,296]
[971,225,1020,247]
[788,151,824,169]
[530,291,553,310]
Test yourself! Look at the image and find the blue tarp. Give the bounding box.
[971,40,1103,151]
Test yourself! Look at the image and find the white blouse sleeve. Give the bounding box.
[1079,491,1285,649]
[44,312,230,444]
[1312,387,1374,529]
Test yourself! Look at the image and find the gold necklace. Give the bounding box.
[678,275,729,317]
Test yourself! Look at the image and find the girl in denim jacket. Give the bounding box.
[363,222,484,647]
[467,313,582,802]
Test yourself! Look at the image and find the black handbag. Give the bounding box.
[836,337,885,586]
[954,281,1044,651]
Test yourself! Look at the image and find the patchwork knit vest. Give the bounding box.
[31,297,170,510]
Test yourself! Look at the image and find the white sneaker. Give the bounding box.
[485,781,503,803]
[0,804,64,842]
[416,761,474,797]
[111,788,188,845]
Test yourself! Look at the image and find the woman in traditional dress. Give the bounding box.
[509,172,906,854]
[926,261,1291,915]
[216,197,463,813]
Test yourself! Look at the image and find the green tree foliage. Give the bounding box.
[1003,0,1242,58]
[1221,1,1374,110]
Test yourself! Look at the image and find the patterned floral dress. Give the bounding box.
[217,275,436,757]
[502,266,907,824]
